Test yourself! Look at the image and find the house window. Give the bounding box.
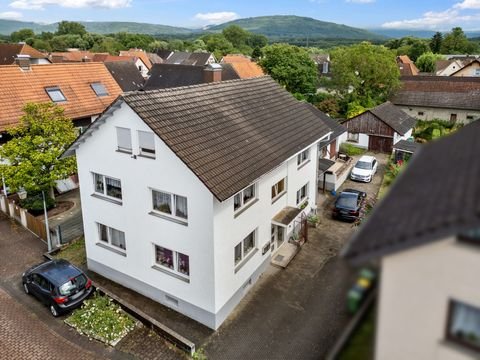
[417,111,424,116]
[467,115,475,121]
[322,62,329,74]
[138,131,155,157]
[93,173,122,201]
[45,87,66,102]
[446,300,480,351]
[271,178,286,201]
[90,83,108,97]
[474,68,480,76]
[347,132,359,143]
[297,149,310,167]
[97,223,126,251]
[450,114,457,123]
[155,245,190,277]
[296,183,309,205]
[234,230,256,266]
[233,183,257,212]
[152,189,188,221]
[116,127,132,153]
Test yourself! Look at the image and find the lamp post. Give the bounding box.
[42,190,52,252]
[1,174,6,196]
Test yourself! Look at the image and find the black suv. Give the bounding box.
[332,189,367,222]
[22,259,93,317]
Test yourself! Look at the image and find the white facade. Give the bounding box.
[436,61,464,76]
[398,105,480,124]
[75,101,328,329]
[376,237,480,360]
[338,129,412,150]
[134,58,149,78]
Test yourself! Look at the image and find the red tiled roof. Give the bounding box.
[0,63,122,131]
[119,49,152,69]
[222,55,264,79]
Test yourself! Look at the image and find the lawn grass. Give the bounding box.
[54,236,86,267]
[338,306,376,360]
[340,143,367,156]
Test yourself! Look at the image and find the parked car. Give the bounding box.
[332,189,367,222]
[22,259,93,317]
[350,155,378,183]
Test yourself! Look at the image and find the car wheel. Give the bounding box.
[23,282,30,294]
[50,304,59,317]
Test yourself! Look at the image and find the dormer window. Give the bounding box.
[91,83,108,97]
[45,87,66,102]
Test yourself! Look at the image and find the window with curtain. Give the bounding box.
[152,190,188,222]
[155,245,190,278]
[297,149,310,166]
[296,183,309,205]
[138,131,155,157]
[447,300,480,350]
[116,127,132,153]
[271,178,286,200]
[92,173,122,201]
[234,230,256,267]
[97,223,126,252]
[233,183,257,213]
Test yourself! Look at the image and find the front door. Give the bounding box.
[270,225,285,252]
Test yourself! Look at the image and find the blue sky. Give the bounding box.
[0,0,480,30]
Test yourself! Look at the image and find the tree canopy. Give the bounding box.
[441,27,478,54]
[259,43,318,95]
[416,52,443,73]
[0,103,77,194]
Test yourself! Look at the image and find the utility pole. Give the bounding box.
[42,190,52,251]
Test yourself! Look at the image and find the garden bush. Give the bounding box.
[20,192,55,215]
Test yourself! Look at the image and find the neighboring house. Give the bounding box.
[436,59,464,76]
[342,121,480,360]
[164,51,216,66]
[143,63,240,90]
[155,50,174,62]
[104,61,145,92]
[396,55,419,76]
[310,54,331,76]
[0,43,50,65]
[221,54,265,79]
[391,76,480,123]
[339,101,417,153]
[450,59,480,77]
[61,76,334,329]
[0,62,122,142]
[95,53,150,78]
[119,49,153,77]
[49,50,98,63]
[147,52,163,65]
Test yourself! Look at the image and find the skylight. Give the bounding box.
[91,83,109,97]
[45,87,66,102]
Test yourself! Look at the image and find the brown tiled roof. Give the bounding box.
[119,49,152,69]
[222,54,252,63]
[92,54,134,63]
[343,120,480,264]
[49,51,98,62]
[221,55,265,79]
[397,56,419,76]
[120,76,331,201]
[391,76,480,110]
[0,63,122,131]
[0,43,48,65]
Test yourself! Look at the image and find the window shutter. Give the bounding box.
[116,127,132,152]
[139,131,155,151]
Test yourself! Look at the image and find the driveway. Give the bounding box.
[0,212,130,360]
[202,153,388,359]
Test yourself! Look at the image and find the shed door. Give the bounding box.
[368,136,393,153]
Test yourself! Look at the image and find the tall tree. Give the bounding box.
[416,52,443,73]
[10,28,35,42]
[0,103,77,197]
[329,42,400,108]
[441,27,477,54]
[430,32,443,53]
[222,25,249,49]
[259,43,318,95]
[56,21,87,36]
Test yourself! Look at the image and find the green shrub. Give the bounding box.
[340,143,367,156]
[20,192,55,214]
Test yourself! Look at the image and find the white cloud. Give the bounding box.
[194,11,239,25]
[345,0,375,3]
[0,11,22,20]
[382,6,480,29]
[9,0,131,10]
[455,0,480,9]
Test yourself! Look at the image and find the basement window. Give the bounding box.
[45,87,66,102]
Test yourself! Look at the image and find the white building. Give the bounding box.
[63,76,337,329]
[343,121,480,359]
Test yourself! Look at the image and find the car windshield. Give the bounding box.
[337,194,358,209]
[58,274,87,296]
[355,161,372,170]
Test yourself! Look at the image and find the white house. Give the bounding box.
[339,101,417,153]
[62,76,335,329]
[343,121,480,359]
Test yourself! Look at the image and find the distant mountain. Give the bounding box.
[208,15,386,40]
[0,19,195,36]
[371,28,480,39]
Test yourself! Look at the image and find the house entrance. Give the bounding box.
[270,224,285,252]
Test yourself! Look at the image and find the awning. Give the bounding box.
[393,140,421,154]
[319,158,335,172]
[272,206,302,227]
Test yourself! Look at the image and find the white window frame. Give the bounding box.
[297,148,310,167]
[234,230,257,268]
[138,130,156,158]
[296,182,309,205]
[271,177,287,202]
[116,127,132,153]
[45,87,66,102]
[97,223,126,252]
[93,172,122,202]
[233,183,257,213]
[154,244,190,279]
[151,189,188,223]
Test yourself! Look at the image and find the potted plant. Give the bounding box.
[307,215,319,227]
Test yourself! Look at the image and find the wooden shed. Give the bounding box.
[342,101,417,153]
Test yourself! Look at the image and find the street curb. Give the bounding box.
[325,289,377,360]
[43,251,196,356]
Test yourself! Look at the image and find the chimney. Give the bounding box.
[203,63,223,83]
[15,54,31,71]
